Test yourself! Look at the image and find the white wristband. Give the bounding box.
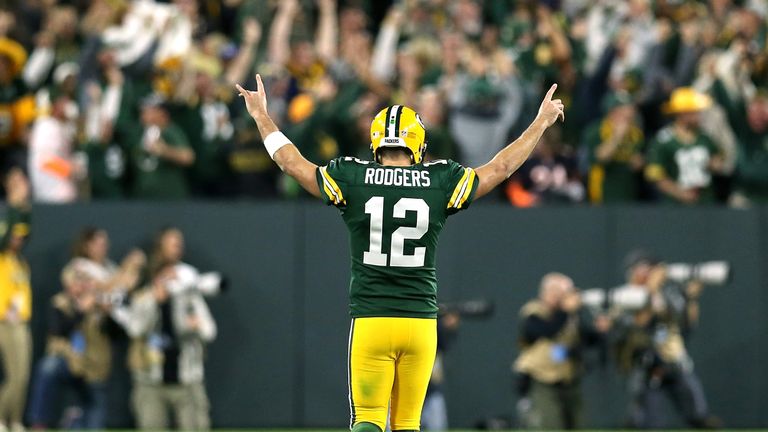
[264,131,291,159]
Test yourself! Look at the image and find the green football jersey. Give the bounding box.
[646,127,720,203]
[316,157,479,318]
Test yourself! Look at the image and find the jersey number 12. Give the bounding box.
[363,196,428,267]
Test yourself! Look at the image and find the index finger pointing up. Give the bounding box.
[545,83,558,101]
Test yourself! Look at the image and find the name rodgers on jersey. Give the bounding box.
[363,167,431,187]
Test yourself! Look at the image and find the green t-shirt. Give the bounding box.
[84,141,127,199]
[735,132,768,203]
[711,80,768,203]
[584,120,644,203]
[646,127,720,204]
[131,123,192,200]
[169,103,228,194]
[316,157,479,318]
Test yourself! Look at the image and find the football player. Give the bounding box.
[236,75,564,432]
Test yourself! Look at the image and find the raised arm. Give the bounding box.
[268,0,299,66]
[224,18,261,85]
[474,84,565,199]
[236,75,321,198]
[315,0,338,63]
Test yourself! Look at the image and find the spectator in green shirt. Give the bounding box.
[645,88,725,205]
[732,93,768,205]
[131,95,195,200]
[416,87,457,161]
[710,78,768,206]
[584,92,645,204]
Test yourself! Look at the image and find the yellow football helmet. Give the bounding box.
[370,105,427,164]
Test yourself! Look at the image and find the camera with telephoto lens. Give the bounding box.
[99,291,128,307]
[665,261,731,286]
[581,284,649,313]
[438,299,494,319]
[165,264,228,297]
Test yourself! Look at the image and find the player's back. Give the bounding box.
[316,157,478,318]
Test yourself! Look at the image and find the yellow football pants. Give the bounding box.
[348,317,437,431]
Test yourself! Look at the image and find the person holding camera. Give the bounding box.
[119,227,217,431]
[612,251,718,429]
[67,227,146,306]
[27,227,145,430]
[513,273,610,430]
[147,227,225,298]
[27,262,118,430]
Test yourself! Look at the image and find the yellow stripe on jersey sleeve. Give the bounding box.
[447,168,471,209]
[456,169,476,209]
[319,166,346,205]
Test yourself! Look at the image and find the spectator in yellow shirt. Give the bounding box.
[0,167,31,432]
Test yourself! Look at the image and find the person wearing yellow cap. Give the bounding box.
[0,168,32,432]
[0,38,35,167]
[644,88,725,204]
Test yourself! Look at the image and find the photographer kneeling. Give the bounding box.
[28,263,116,429]
[612,252,719,429]
[513,273,610,430]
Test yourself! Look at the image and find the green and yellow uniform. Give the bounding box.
[316,156,478,431]
[0,205,31,320]
[0,204,32,426]
[645,127,720,204]
[317,157,477,318]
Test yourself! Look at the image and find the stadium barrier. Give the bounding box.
[15,203,768,428]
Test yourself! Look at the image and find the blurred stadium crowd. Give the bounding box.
[0,0,765,205]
